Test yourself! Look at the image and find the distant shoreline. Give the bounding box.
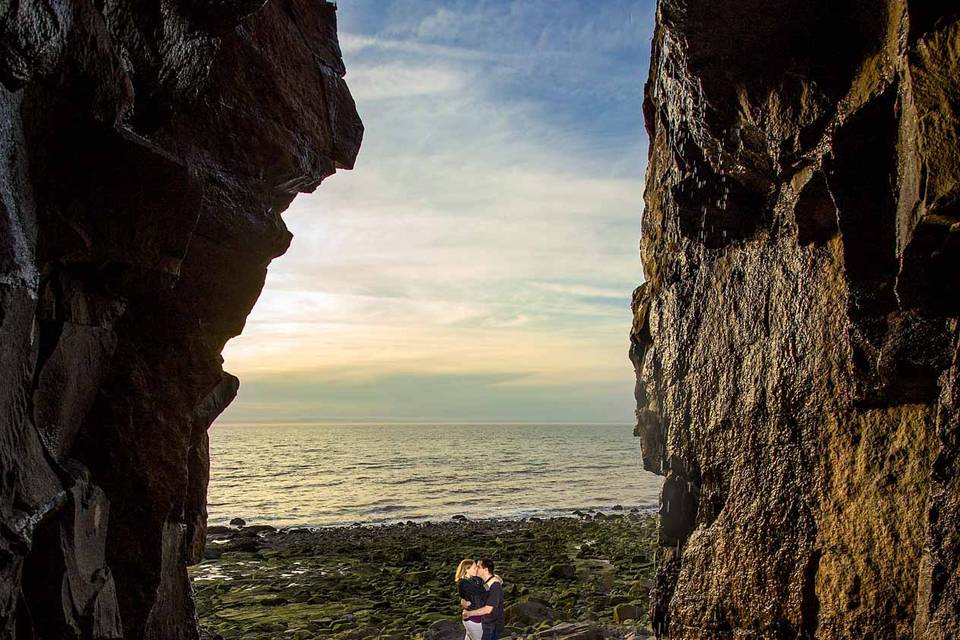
[213,420,635,426]
[206,505,661,531]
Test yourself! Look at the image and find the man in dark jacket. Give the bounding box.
[461,558,504,640]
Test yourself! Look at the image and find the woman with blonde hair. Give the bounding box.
[455,559,485,640]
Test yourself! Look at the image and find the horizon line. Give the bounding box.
[214,418,635,426]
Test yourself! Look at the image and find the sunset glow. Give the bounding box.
[220,0,653,422]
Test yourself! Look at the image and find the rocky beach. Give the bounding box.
[3,0,958,636]
[191,513,656,640]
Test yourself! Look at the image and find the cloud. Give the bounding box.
[533,283,628,299]
[340,32,505,63]
[220,0,654,422]
[345,62,468,100]
[372,0,655,57]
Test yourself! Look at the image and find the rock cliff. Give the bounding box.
[0,1,361,638]
[633,2,959,638]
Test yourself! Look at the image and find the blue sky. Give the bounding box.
[219,0,655,422]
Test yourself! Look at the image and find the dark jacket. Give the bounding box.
[458,576,486,610]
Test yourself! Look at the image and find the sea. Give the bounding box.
[206,422,663,528]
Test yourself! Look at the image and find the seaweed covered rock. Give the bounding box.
[190,516,658,639]
[633,2,960,638]
[0,1,362,638]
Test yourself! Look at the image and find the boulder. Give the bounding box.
[402,548,424,562]
[242,525,276,535]
[423,619,464,640]
[545,564,577,581]
[219,537,262,553]
[613,603,642,624]
[534,622,604,639]
[207,526,233,535]
[203,546,224,561]
[505,598,557,626]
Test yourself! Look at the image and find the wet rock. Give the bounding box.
[243,525,276,535]
[403,570,434,585]
[613,604,642,624]
[423,619,464,640]
[402,548,424,562]
[545,564,577,581]
[636,2,960,637]
[534,622,604,639]
[202,546,224,561]
[191,516,657,639]
[229,518,247,528]
[505,598,557,626]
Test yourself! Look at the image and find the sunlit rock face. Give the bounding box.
[632,2,959,638]
[0,1,361,637]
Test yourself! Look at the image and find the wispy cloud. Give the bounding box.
[345,62,468,100]
[220,0,654,423]
[340,32,507,63]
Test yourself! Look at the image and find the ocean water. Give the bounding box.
[207,422,663,527]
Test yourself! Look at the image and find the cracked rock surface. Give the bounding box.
[0,1,361,638]
[632,2,959,638]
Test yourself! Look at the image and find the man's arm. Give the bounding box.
[463,580,503,618]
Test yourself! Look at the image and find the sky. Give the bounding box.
[219,0,655,423]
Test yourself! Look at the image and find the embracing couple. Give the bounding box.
[455,558,505,640]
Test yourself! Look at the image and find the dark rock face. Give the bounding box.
[633,2,959,638]
[0,1,361,638]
